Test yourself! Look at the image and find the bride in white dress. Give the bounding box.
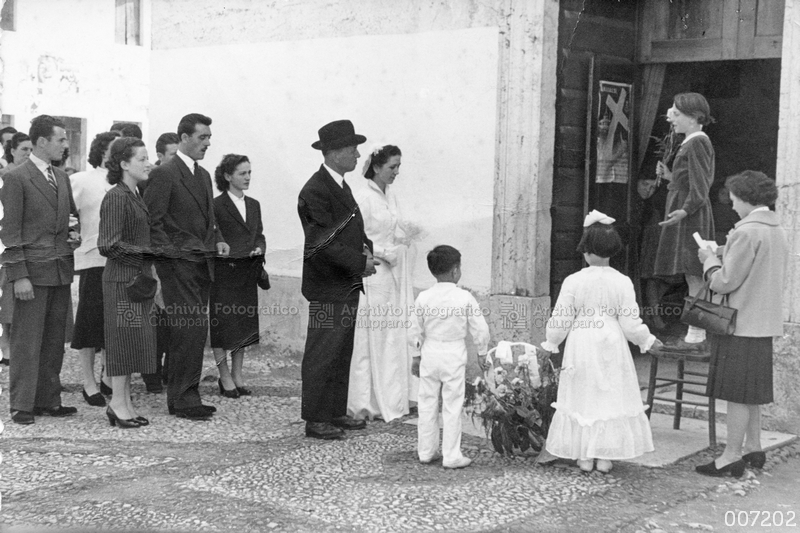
[347,144,422,422]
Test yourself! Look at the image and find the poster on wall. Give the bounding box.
[596,80,632,184]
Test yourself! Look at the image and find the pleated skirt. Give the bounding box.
[71,267,105,349]
[103,281,156,376]
[707,334,773,405]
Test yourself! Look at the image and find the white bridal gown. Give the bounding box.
[347,180,419,422]
[542,266,655,460]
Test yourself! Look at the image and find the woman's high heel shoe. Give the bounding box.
[218,379,240,399]
[235,386,252,396]
[134,416,150,426]
[695,458,745,478]
[106,407,140,429]
[83,388,107,407]
[100,381,113,396]
[742,451,767,468]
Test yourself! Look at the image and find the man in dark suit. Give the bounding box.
[144,113,229,420]
[0,115,79,424]
[298,120,378,439]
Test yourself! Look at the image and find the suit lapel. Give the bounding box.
[244,196,258,233]
[319,166,356,211]
[25,161,59,210]
[221,192,248,230]
[174,157,209,222]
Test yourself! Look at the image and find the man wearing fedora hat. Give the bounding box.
[298,119,378,440]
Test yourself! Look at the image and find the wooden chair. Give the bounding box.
[646,349,716,446]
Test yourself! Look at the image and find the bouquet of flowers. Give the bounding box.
[464,342,561,456]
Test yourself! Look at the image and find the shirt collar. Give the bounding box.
[681,131,708,145]
[176,149,196,172]
[227,190,246,202]
[751,206,769,214]
[323,163,344,187]
[28,153,51,176]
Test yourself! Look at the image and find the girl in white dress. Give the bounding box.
[540,211,662,473]
[347,144,422,422]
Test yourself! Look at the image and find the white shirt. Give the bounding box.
[175,149,197,174]
[323,163,344,187]
[227,190,247,221]
[409,282,490,352]
[28,153,53,179]
[681,130,708,145]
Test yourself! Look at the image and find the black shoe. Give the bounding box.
[174,406,212,420]
[236,386,252,396]
[0,358,9,366]
[100,381,113,396]
[11,410,34,425]
[106,407,140,429]
[218,379,240,399]
[330,416,366,430]
[34,405,77,417]
[742,451,767,468]
[83,389,107,407]
[133,416,150,426]
[695,459,745,478]
[305,421,344,440]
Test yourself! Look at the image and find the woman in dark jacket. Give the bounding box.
[99,137,156,428]
[695,171,789,477]
[209,154,266,398]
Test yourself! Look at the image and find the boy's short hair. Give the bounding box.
[427,245,461,276]
[576,223,623,258]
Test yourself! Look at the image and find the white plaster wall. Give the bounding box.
[148,27,498,291]
[0,0,151,168]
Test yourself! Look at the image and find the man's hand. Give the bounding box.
[649,338,664,353]
[362,247,379,277]
[656,161,673,182]
[659,209,688,227]
[13,278,34,301]
[411,356,421,377]
[216,242,230,257]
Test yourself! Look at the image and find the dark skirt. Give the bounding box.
[103,280,156,376]
[71,267,105,349]
[209,258,260,351]
[707,334,773,405]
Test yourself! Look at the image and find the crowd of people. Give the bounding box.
[0,103,790,477]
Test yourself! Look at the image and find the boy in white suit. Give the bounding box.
[410,245,490,469]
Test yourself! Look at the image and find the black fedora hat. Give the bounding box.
[311,120,367,151]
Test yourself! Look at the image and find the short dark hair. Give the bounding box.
[110,122,143,139]
[105,137,146,185]
[214,154,250,191]
[88,131,122,169]
[177,113,212,139]
[0,126,18,142]
[576,223,623,258]
[4,132,30,164]
[427,245,461,276]
[725,170,778,207]
[673,92,715,126]
[156,132,179,155]
[29,115,66,146]
[364,145,402,180]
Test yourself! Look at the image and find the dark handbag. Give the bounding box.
[257,266,270,290]
[126,271,158,302]
[681,281,737,335]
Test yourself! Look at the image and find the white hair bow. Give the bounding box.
[583,210,615,227]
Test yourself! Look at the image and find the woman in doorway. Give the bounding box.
[347,144,423,422]
[99,137,156,428]
[652,92,715,351]
[209,154,266,398]
[0,133,34,366]
[70,131,121,406]
[695,171,788,477]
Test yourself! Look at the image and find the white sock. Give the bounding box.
[684,326,706,343]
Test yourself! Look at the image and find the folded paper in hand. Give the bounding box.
[693,232,719,253]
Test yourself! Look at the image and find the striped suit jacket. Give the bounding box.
[98,183,152,283]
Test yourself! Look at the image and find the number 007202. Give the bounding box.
[725,510,797,527]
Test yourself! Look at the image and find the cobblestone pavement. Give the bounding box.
[0,345,797,532]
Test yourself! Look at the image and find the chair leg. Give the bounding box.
[708,396,716,446]
[646,355,658,419]
[673,358,684,430]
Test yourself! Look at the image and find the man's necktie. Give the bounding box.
[193,162,200,178]
[46,166,58,194]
